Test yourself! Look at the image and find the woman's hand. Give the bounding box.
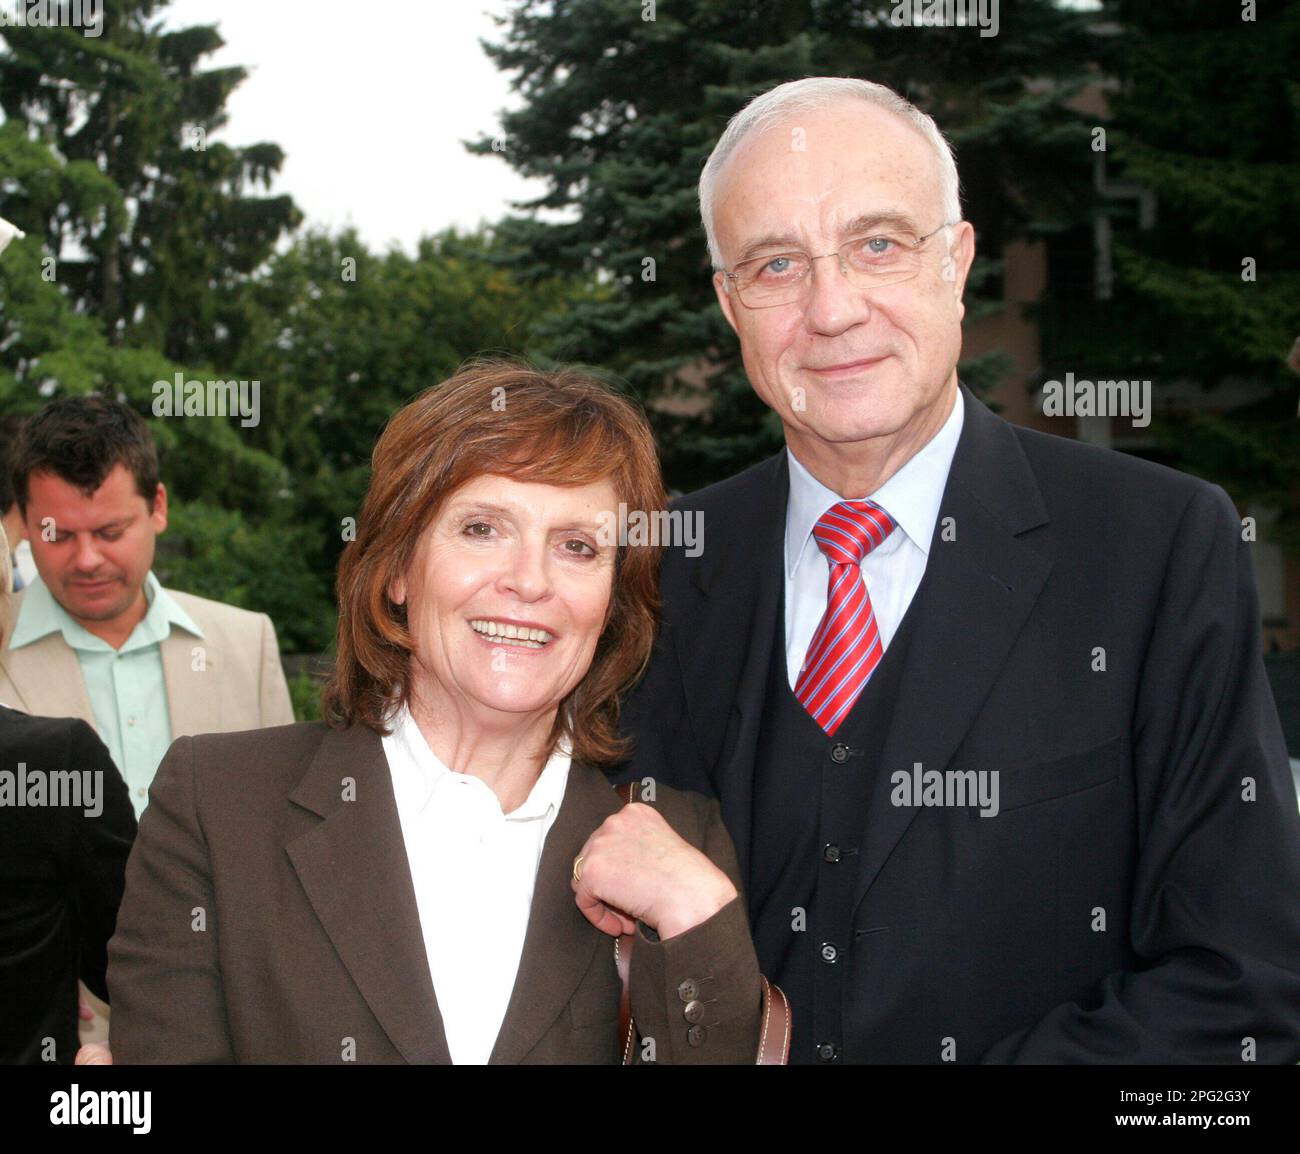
[571,803,738,940]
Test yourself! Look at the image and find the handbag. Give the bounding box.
[610,782,791,1064]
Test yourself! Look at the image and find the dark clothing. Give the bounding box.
[106,721,763,1064]
[618,382,1300,1063]
[749,573,921,1063]
[0,706,136,1063]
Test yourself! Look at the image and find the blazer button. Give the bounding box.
[677,979,699,1003]
[830,743,851,764]
[686,1024,706,1047]
[820,942,839,964]
[823,843,841,863]
[683,999,705,1024]
[818,1042,840,1062]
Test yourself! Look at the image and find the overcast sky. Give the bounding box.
[162,0,544,254]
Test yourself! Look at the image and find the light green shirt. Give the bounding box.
[9,571,203,818]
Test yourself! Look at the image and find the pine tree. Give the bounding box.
[1103,0,1300,550]
[0,0,299,364]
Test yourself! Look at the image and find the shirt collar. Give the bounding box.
[785,386,965,579]
[8,571,203,653]
[384,700,572,821]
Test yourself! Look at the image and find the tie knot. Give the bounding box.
[812,499,896,566]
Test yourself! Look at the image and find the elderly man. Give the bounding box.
[619,78,1300,1063]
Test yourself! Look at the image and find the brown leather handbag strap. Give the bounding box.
[614,782,638,1063]
[756,974,792,1064]
[611,781,791,1065]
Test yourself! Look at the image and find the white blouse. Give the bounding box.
[381,702,571,1064]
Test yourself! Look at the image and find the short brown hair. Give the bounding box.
[322,359,666,767]
[11,395,160,516]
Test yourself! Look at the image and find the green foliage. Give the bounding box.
[1101,0,1300,546]
[0,0,300,364]
[1,4,598,661]
[155,500,332,655]
[287,669,325,724]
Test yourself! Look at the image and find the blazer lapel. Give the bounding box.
[285,723,451,1064]
[488,761,621,1065]
[852,385,1053,906]
[161,628,224,737]
[0,631,95,724]
[672,451,788,873]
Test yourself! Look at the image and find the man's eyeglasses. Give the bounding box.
[722,222,956,309]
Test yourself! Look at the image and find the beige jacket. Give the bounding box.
[0,585,294,736]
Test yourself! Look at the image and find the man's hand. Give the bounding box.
[571,803,738,940]
[75,1041,113,1065]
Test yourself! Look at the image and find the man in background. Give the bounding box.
[0,394,295,1042]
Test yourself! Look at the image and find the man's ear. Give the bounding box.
[947,221,976,317]
[151,482,168,534]
[713,271,740,336]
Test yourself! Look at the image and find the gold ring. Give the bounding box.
[572,855,585,884]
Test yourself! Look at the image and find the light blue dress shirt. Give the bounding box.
[8,571,203,817]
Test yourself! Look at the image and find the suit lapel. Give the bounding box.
[672,452,788,873]
[285,723,452,1064]
[161,628,224,737]
[851,385,1053,905]
[488,761,620,1064]
[0,628,95,725]
[0,589,220,736]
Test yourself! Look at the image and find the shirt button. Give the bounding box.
[820,942,839,964]
[136,788,145,798]
[677,979,699,1003]
[818,1042,840,1062]
[127,717,136,727]
[830,743,850,764]
[823,843,841,863]
[686,1024,706,1047]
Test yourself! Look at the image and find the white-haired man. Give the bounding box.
[619,77,1300,1063]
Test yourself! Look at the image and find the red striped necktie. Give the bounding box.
[794,499,897,735]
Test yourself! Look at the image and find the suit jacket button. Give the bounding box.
[677,979,699,1002]
[683,999,705,1024]
[823,843,841,863]
[818,1042,840,1062]
[820,942,839,964]
[830,743,851,764]
[686,1024,706,1047]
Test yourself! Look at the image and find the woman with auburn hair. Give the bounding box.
[99,360,779,1064]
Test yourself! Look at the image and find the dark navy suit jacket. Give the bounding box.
[618,382,1300,1063]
